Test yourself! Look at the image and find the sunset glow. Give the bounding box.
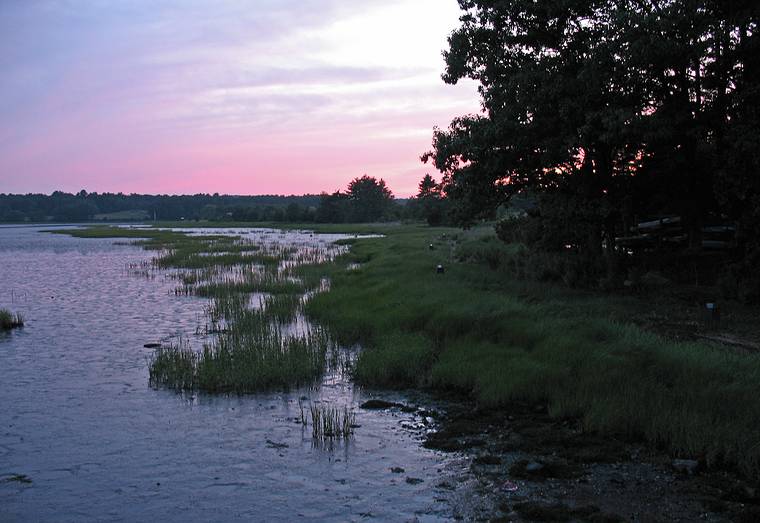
[0,0,479,196]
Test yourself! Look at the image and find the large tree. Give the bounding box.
[425,0,760,289]
[346,175,394,222]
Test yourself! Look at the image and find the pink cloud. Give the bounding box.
[0,0,479,197]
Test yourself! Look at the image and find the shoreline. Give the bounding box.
[51,221,760,519]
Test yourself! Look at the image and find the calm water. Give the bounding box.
[0,225,462,522]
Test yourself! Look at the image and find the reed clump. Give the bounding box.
[56,224,352,394]
[309,403,356,439]
[150,309,332,393]
[0,308,24,330]
[260,294,302,323]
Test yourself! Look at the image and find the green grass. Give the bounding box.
[52,222,760,477]
[53,224,342,393]
[0,308,24,330]
[149,308,332,393]
[303,224,760,478]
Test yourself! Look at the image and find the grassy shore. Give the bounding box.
[52,222,760,477]
[301,224,760,478]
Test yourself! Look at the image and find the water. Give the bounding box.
[0,225,461,522]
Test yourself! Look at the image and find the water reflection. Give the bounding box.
[0,225,457,522]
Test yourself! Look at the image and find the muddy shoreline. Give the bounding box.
[405,393,760,522]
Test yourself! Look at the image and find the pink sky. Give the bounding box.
[0,0,479,197]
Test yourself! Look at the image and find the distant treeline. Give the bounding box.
[0,175,428,224]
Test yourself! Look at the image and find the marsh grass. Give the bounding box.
[55,225,352,393]
[0,308,24,330]
[309,404,356,439]
[149,309,332,392]
[302,225,760,478]
[260,293,302,323]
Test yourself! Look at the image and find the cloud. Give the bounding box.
[0,0,478,195]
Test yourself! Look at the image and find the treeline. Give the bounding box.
[0,175,425,224]
[0,191,321,223]
[426,0,760,302]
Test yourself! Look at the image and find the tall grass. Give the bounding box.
[0,308,24,330]
[309,404,356,439]
[303,225,760,478]
[57,224,352,394]
[149,309,332,392]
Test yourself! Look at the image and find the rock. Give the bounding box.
[143,343,161,348]
[525,461,544,473]
[390,467,405,473]
[513,502,623,522]
[423,435,486,452]
[473,454,502,466]
[672,459,699,475]
[509,458,583,480]
[360,399,404,410]
[3,474,32,484]
[405,477,424,485]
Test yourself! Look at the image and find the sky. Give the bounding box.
[0,0,479,197]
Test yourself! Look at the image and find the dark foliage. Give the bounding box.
[425,0,760,300]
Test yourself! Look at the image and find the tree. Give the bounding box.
[346,175,394,222]
[417,174,440,199]
[286,202,303,222]
[414,174,447,226]
[315,191,349,223]
[425,0,760,289]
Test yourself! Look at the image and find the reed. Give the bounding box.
[0,308,24,330]
[309,404,356,439]
[260,293,302,323]
[149,309,332,392]
[55,225,352,394]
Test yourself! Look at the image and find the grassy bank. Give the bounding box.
[52,222,760,476]
[303,225,760,478]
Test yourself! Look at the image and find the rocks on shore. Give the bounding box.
[512,501,626,522]
[509,458,583,480]
[360,399,416,413]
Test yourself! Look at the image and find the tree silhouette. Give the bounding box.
[346,175,394,222]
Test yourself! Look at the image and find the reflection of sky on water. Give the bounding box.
[0,226,461,522]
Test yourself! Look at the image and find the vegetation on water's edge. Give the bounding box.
[303,225,760,479]
[52,225,346,392]
[0,308,24,330]
[46,221,394,236]
[148,313,331,393]
[51,222,760,477]
[306,403,356,440]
